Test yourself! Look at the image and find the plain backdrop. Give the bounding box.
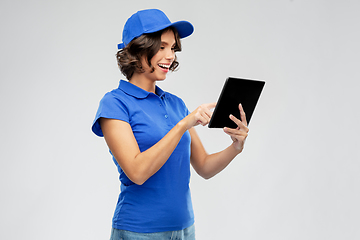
[1,0,359,239]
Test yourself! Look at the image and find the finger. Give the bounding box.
[224,127,248,136]
[229,114,243,127]
[229,114,249,132]
[199,102,215,119]
[203,106,213,119]
[223,130,248,142]
[205,102,217,110]
[196,112,209,126]
[239,103,248,127]
[200,110,211,123]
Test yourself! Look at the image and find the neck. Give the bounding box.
[129,73,157,93]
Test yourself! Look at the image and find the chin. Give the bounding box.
[155,74,167,81]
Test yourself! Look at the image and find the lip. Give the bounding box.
[157,63,171,73]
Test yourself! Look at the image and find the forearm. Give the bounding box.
[199,143,242,179]
[190,104,249,180]
[132,122,188,184]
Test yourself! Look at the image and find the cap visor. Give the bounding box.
[171,21,194,39]
[143,21,194,39]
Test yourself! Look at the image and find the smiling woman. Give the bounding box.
[92,8,249,240]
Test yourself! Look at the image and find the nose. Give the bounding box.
[165,49,175,61]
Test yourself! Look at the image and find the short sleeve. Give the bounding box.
[179,96,190,116]
[91,92,130,137]
[184,103,190,116]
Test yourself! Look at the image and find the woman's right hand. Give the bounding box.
[180,102,217,130]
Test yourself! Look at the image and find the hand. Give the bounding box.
[181,102,217,130]
[223,104,249,152]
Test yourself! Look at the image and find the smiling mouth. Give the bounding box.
[158,64,171,70]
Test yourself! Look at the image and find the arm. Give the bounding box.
[190,104,249,179]
[100,102,216,185]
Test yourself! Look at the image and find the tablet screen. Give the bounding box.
[208,77,265,128]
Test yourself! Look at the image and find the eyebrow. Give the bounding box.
[161,41,176,47]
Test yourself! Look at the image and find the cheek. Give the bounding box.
[141,58,153,72]
[152,51,164,63]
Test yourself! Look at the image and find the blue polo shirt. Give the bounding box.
[92,80,194,233]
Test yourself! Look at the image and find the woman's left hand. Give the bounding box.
[223,104,249,152]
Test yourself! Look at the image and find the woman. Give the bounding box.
[92,9,249,240]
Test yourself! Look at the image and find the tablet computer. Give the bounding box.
[208,77,265,128]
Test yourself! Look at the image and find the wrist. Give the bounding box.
[176,119,190,132]
[231,142,243,154]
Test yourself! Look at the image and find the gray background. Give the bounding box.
[1,0,359,239]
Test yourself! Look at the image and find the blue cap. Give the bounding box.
[118,9,194,49]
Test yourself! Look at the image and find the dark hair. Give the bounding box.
[116,27,182,80]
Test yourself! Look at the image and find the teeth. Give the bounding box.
[158,64,170,69]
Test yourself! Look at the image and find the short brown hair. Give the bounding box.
[116,27,182,80]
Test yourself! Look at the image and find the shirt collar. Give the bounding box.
[119,80,166,99]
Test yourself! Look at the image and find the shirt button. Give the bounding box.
[165,115,168,119]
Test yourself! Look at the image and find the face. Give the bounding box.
[141,30,176,81]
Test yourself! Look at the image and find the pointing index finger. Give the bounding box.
[206,102,217,110]
[239,103,247,126]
